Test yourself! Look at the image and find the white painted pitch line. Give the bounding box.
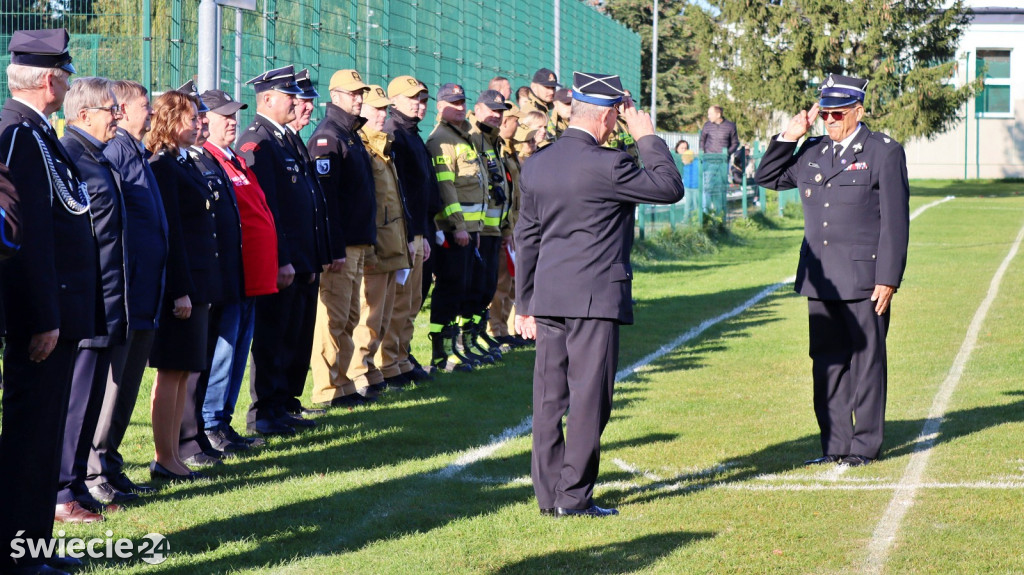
[862,218,1024,575]
[434,196,956,481]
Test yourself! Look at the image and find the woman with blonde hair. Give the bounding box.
[145,91,222,481]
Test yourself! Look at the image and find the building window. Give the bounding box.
[976,49,1011,117]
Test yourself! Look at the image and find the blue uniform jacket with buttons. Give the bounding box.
[755,125,910,301]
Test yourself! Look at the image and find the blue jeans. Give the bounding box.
[202,298,256,429]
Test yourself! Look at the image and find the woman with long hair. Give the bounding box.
[145,91,222,481]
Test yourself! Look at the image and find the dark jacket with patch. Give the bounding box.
[754,125,910,300]
[308,103,377,253]
[383,107,437,239]
[237,113,330,273]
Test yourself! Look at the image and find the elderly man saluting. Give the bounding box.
[755,74,910,468]
[515,72,683,518]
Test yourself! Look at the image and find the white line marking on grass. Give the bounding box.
[434,282,793,478]
[862,219,1024,575]
[436,197,956,482]
[910,196,955,221]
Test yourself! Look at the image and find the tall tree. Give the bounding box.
[604,0,708,133]
[688,0,976,143]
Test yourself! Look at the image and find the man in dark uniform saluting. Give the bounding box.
[0,28,100,574]
[755,73,910,467]
[515,72,683,518]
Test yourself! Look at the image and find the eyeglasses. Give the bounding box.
[818,109,854,121]
[86,105,123,118]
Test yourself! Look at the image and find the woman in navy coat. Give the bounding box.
[146,91,222,480]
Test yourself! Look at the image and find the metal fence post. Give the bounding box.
[171,0,183,88]
[142,0,152,92]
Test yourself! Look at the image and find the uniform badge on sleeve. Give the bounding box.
[316,158,330,174]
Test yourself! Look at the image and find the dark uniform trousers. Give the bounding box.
[470,235,502,313]
[809,298,889,458]
[532,316,619,510]
[430,232,477,325]
[57,347,113,503]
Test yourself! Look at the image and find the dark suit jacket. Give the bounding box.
[191,146,244,304]
[237,114,330,273]
[0,161,18,259]
[0,99,99,341]
[515,128,684,325]
[754,125,910,300]
[62,127,128,347]
[149,150,222,305]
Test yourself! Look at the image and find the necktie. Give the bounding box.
[834,144,844,158]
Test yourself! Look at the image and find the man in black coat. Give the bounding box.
[0,162,17,260]
[754,73,910,467]
[56,76,132,520]
[237,65,330,435]
[515,72,684,518]
[0,28,100,574]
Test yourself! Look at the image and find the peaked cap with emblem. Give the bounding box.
[388,75,427,99]
[8,28,75,74]
[571,72,626,107]
[476,89,511,111]
[532,67,559,88]
[245,65,303,95]
[329,69,370,93]
[364,85,390,108]
[819,73,868,109]
[437,83,466,103]
[294,68,320,99]
[177,79,210,112]
[200,89,247,116]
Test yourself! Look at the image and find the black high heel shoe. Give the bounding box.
[149,461,194,482]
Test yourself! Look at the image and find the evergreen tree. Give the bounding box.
[604,0,708,133]
[688,0,976,143]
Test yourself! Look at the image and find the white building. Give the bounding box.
[904,2,1024,179]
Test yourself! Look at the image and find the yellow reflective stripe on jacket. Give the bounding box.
[436,170,455,182]
[441,202,462,217]
[454,143,477,161]
[483,207,503,227]
[461,202,484,222]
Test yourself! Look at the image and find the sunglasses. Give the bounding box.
[818,109,854,121]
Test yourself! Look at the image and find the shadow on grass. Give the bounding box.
[489,531,716,575]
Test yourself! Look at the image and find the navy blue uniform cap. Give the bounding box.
[295,68,320,99]
[200,89,247,115]
[819,73,868,109]
[177,79,210,112]
[570,72,625,107]
[8,28,75,74]
[245,65,303,95]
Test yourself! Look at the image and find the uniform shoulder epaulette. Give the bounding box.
[868,131,897,145]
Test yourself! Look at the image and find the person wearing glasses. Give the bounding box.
[55,76,128,524]
[755,73,910,468]
[0,28,100,573]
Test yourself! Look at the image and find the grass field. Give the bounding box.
[7,179,1024,574]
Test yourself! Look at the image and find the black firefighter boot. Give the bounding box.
[467,317,502,362]
[454,322,492,366]
[430,326,472,373]
[478,311,511,355]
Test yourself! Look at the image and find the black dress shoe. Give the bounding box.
[278,413,316,429]
[89,482,140,506]
[556,504,619,518]
[74,492,109,514]
[46,554,83,569]
[183,452,223,467]
[841,454,875,467]
[108,473,157,495]
[539,508,557,517]
[405,365,434,382]
[290,406,326,418]
[247,418,296,436]
[205,428,250,453]
[384,373,411,390]
[223,425,266,447]
[149,461,195,482]
[317,394,372,409]
[804,454,846,466]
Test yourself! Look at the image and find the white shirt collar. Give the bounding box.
[567,125,599,143]
[835,124,863,153]
[257,112,288,135]
[12,97,51,128]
